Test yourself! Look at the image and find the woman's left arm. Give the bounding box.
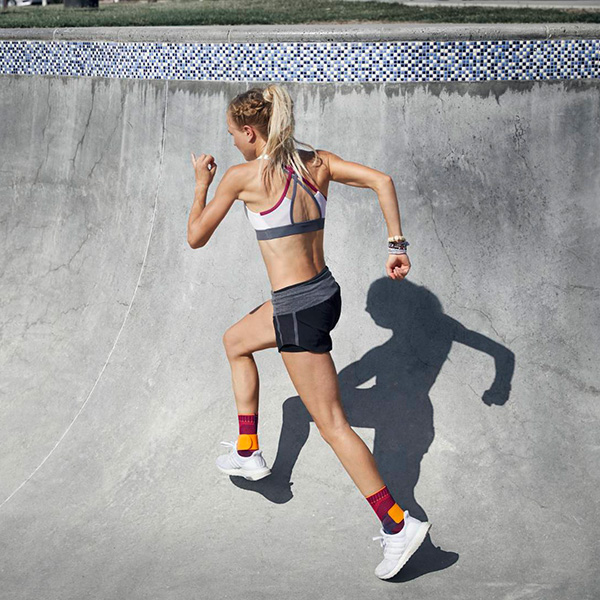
[321,150,410,281]
[187,153,241,249]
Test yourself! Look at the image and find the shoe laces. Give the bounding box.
[372,535,386,548]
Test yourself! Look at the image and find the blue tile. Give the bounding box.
[0,39,598,82]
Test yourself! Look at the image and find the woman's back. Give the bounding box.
[237,149,331,292]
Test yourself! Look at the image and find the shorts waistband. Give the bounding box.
[272,266,330,295]
[271,265,339,315]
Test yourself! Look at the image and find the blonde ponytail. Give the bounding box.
[227,84,320,193]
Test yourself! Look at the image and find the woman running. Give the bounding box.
[188,84,430,580]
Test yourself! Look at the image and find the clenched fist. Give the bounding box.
[386,253,411,280]
[191,152,218,187]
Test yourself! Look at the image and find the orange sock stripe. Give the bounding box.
[237,433,259,451]
[387,503,405,523]
[367,485,387,498]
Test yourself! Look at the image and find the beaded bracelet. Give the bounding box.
[388,235,409,255]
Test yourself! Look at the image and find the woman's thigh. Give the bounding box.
[223,299,278,355]
[280,350,349,434]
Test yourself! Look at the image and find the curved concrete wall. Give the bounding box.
[0,24,599,600]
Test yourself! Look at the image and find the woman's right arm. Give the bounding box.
[319,150,410,280]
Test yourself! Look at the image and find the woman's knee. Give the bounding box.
[317,420,353,446]
[222,327,245,358]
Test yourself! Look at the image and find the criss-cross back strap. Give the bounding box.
[283,165,322,218]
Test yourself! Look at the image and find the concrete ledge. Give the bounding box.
[1,22,600,43]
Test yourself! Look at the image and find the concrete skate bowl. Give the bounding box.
[1,25,599,600]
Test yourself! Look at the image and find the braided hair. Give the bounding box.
[227,85,322,193]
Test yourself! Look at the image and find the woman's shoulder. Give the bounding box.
[299,148,333,178]
[305,149,340,181]
[299,148,328,165]
[226,162,254,184]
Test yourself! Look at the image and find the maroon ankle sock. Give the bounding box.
[365,485,405,534]
[237,413,258,457]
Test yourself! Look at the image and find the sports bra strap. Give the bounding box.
[283,165,320,200]
[296,178,318,201]
[288,172,298,203]
[282,166,322,219]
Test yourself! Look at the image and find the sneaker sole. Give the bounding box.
[379,521,431,580]
[216,465,272,481]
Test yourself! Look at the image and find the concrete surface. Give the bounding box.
[1,59,599,600]
[2,22,600,41]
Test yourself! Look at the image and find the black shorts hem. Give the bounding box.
[278,343,333,354]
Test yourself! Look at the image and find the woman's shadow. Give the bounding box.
[231,277,515,581]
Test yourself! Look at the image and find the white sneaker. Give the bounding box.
[372,510,431,579]
[215,440,272,481]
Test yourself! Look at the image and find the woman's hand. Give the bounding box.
[386,253,411,280]
[191,152,218,188]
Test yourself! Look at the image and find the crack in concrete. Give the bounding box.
[33,82,53,186]
[426,189,458,286]
[89,90,127,180]
[505,474,549,510]
[45,231,92,276]
[69,87,95,173]
[449,299,506,344]
[513,113,535,181]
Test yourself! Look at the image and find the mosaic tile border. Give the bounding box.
[1,38,599,82]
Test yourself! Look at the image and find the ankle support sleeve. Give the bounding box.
[237,433,259,451]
